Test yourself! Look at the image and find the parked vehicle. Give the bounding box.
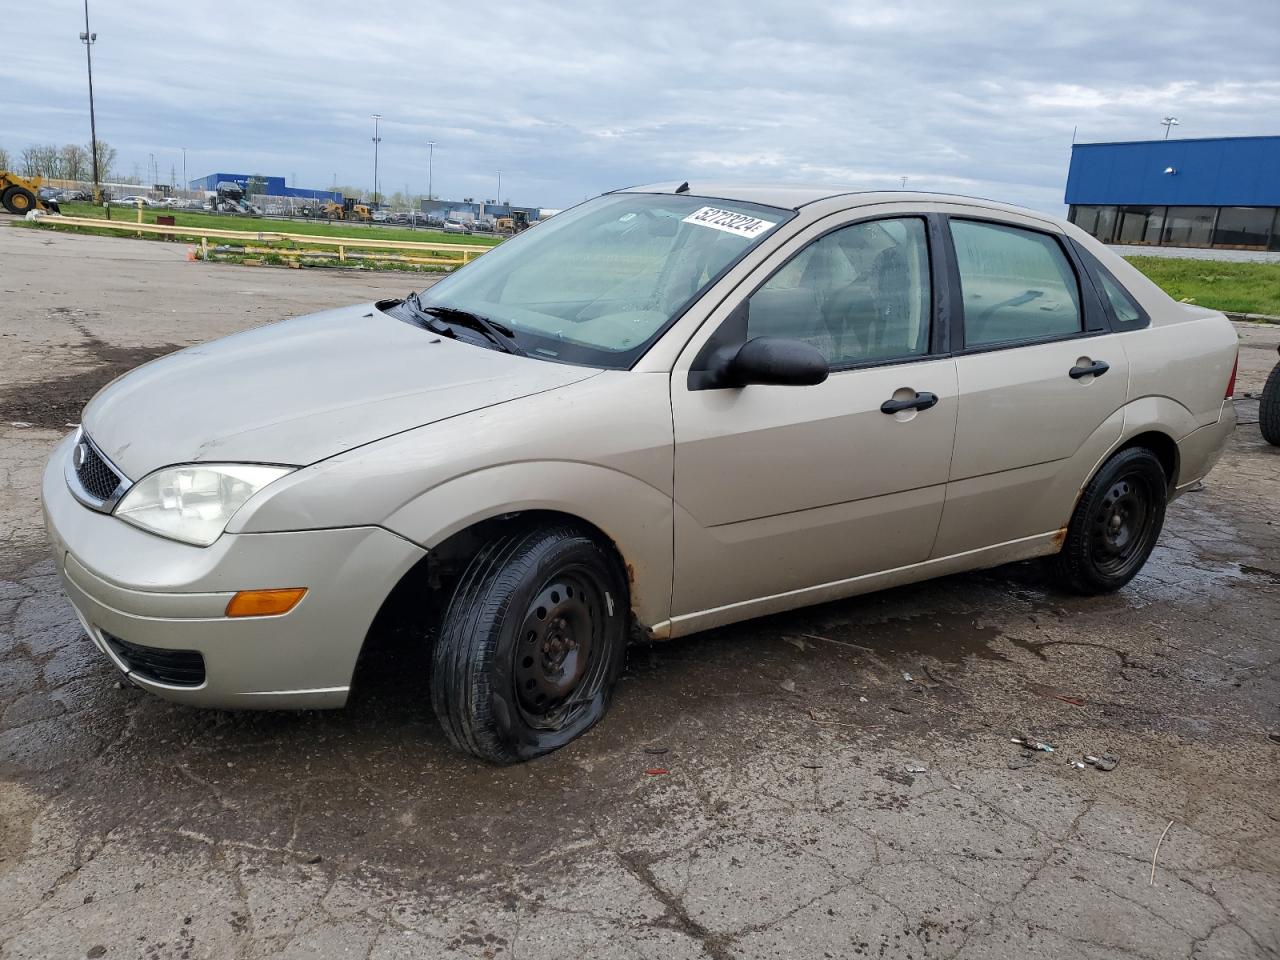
[317,199,372,222]
[117,195,155,207]
[43,184,1238,764]
[496,211,530,235]
[441,217,469,234]
[1261,345,1280,445]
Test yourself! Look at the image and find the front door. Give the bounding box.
[670,215,958,627]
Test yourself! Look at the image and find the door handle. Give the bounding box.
[1069,360,1110,379]
[880,391,939,414]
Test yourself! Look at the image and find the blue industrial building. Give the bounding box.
[1065,135,1280,250]
[188,173,340,202]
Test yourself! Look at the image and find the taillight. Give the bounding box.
[1225,351,1238,399]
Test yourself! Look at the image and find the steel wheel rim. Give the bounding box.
[1089,473,1155,577]
[512,567,610,730]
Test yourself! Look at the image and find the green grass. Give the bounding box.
[1125,256,1280,318]
[54,201,503,247]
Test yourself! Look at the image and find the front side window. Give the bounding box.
[745,217,931,366]
[952,220,1082,348]
[419,193,788,368]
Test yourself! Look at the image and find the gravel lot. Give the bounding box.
[2,224,1278,960]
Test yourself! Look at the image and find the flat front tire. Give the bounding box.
[1050,447,1168,595]
[431,524,628,764]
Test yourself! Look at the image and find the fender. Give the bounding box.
[382,460,674,631]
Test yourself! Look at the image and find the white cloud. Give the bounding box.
[3,0,1277,212]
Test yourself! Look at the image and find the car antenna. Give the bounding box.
[675,181,690,194]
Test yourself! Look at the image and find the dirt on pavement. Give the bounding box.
[1,224,1278,960]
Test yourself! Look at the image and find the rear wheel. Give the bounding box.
[431,524,628,764]
[2,186,37,215]
[1260,362,1280,446]
[1050,447,1168,594]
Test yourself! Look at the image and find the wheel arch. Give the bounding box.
[377,461,674,634]
[1114,430,1180,491]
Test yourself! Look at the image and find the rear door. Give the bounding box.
[670,213,958,625]
[932,215,1129,557]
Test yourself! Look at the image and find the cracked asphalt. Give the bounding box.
[2,225,1278,959]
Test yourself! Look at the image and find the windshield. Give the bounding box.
[418,193,790,368]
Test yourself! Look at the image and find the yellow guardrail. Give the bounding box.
[30,214,494,261]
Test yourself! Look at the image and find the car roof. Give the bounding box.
[617,181,1048,219]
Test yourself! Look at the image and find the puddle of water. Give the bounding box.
[0,312,178,428]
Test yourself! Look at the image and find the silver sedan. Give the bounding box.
[43,184,1238,762]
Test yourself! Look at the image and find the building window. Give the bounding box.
[1162,207,1217,247]
[1212,207,1274,249]
[1069,205,1118,243]
[1116,206,1164,245]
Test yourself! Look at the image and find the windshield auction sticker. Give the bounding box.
[682,206,776,239]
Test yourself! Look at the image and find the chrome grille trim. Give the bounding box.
[64,428,133,513]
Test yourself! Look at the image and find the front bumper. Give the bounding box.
[42,433,426,709]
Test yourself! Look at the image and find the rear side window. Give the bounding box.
[952,220,1082,348]
[1096,269,1146,330]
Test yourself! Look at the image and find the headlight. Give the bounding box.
[115,464,294,546]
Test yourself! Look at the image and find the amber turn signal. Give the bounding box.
[225,587,307,618]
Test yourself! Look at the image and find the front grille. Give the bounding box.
[75,440,123,501]
[103,632,206,687]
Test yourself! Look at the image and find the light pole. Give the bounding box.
[427,140,434,200]
[79,0,101,202]
[497,170,502,204]
[1161,117,1180,140]
[371,114,382,207]
[181,147,187,192]
[149,152,155,188]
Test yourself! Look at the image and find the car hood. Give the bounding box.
[82,303,599,479]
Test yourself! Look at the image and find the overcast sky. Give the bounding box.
[5,1,1278,211]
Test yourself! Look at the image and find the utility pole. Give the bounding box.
[79,0,101,202]
[427,140,434,200]
[1161,117,1179,140]
[181,147,187,191]
[497,170,502,204]
[371,114,382,206]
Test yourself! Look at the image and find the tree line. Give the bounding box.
[0,141,118,182]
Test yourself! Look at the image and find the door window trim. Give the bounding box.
[687,212,951,389]
[1067,239,1153,332]
[942,214,1110,355]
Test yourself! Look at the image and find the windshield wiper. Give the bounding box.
[417,303,526,356]
[402,291,458,338]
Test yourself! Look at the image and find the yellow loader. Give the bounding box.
[0,172,60,215]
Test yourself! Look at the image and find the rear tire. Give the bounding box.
[431,524,628,764]
[1260,362,1280,447]
[2,186,37,215]
[1049,447,1168,595]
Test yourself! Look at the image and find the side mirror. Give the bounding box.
[709,336,829,388]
